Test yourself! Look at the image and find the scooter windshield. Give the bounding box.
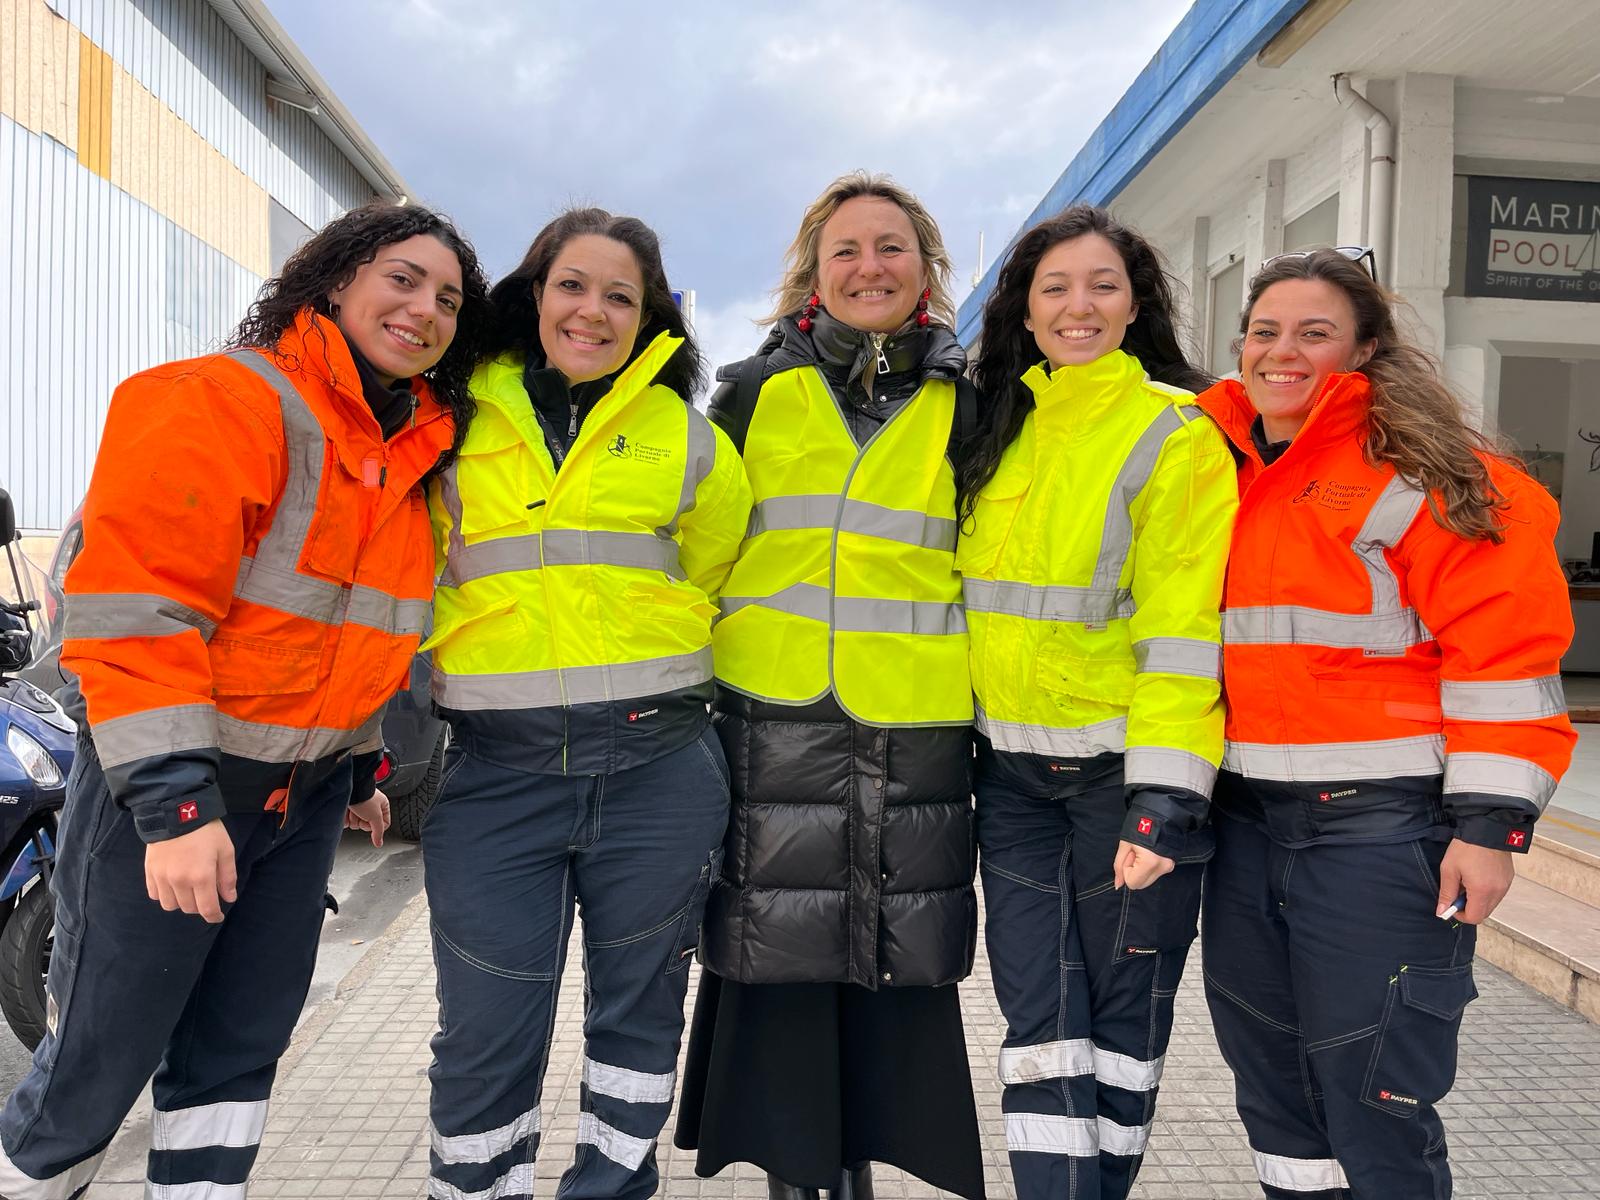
[1,542,64,671]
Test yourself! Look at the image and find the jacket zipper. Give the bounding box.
[568,403,580,439]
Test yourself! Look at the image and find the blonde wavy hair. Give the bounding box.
[763,170,957,328]
[1239,249,1516,542]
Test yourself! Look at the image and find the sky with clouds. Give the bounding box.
[271,0,1194,388]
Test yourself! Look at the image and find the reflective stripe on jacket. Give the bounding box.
[426,332,751,724]
[712,363,972,726]
[959,350,1236,853]
[61,310,452,840]
[1196,372,1575,850]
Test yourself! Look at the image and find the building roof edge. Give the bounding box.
[956,0,1313,344]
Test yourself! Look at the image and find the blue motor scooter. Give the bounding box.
[0,488,73,1049]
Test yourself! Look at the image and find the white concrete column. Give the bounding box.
[1187,216,1211,364]
[1241,159,1287,280]
[1392,72,1455,360]
[1444,344,1488,429]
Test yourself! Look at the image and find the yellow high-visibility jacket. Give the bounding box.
[713,363,971,726]
[958,349,1237,853]
[426,332,752,734]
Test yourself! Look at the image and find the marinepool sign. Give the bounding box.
[1464,176,1600,302]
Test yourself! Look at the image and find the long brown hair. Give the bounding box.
[1239,249,1513,542]
[764,171,956,327]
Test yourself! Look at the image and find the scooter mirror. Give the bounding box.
[0,490,14,545]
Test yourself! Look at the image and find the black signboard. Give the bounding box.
[1464,175,1600,302]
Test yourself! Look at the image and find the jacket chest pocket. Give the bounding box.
[298,445,371,585]
[457,426,540,538]
[956,464,1030,580]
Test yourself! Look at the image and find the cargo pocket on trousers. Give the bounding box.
[1362,961,1477,1117]
[667,846,723,974]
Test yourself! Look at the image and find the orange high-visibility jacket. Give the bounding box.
[1197,372,1574,851]
[62,309,453,841]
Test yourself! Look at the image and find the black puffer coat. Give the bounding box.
[697,313,977,989]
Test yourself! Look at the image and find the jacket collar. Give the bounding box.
[1020,349,1147,422]
[473,330,685,436]
[754,311,966,388]
[1197,370,1372,467]
[271,308,447,436]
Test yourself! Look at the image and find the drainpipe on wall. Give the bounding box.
[1333,73,1394,285]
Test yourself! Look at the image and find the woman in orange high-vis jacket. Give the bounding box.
[1195,247,1574,1200]
[0,204,489,1200]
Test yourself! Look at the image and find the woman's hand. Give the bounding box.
[145,819,237,923]
[1436,839,1515,924]
[346,790,391,848]
[1113,840,1176,891]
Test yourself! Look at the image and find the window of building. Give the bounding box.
[270,198,315,275]
[1283,195,1340,252]
[1209,258,1246,376]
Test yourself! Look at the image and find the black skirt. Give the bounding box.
[674,970,986,1199]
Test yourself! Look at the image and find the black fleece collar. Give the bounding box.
[345,342,417,441]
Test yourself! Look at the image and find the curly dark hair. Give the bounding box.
[229,202,490,471]
[960,204,1212,520]
[485,208,705,400]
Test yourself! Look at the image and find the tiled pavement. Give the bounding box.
[89,893,1600,1199]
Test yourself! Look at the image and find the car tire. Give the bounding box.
[390,729,447,843]
[0,883,52,1051]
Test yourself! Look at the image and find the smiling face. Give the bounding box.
[1024,234,1137,371]
[536,234,645,383]
[327,233,463,385]
[1240,278,1377,441]
[814,195,926,334]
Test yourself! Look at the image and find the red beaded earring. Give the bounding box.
[797,292,820,333]
[915,287,931,327]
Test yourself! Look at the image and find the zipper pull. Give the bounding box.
[872,333,889,376]
[409,394,418,430]
[568,404,579,439]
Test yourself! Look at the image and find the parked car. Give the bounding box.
[27,509,447,841]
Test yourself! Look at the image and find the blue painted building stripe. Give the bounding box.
[957,0,1315,345]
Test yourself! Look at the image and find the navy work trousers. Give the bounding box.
[976,745,1206,1200]
[1202,804,1478,1199]
[0,735,349,1200]
[423,730,729,1200]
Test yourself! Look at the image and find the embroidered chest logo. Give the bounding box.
[608,432,673,466]
[1292,478,1373,513]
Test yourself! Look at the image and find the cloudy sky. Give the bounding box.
[271,0,1193,385]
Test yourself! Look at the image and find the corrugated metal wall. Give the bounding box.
[1,0,381,531]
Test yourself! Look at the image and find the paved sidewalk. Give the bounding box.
[89,892,1600,1199]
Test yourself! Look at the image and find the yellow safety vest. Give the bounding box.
[714,364,971,726]
[957,350,1237,795]
[426,332,749,711]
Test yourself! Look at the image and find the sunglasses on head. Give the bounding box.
[1260,245,1378,280]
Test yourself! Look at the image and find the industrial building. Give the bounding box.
[959,0,1600,595]
[1,0,409,531]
